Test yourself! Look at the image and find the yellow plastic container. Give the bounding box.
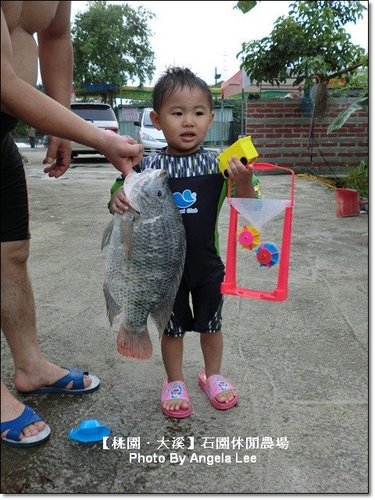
[218,136,259,178]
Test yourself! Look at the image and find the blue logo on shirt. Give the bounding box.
[173,189,197,209]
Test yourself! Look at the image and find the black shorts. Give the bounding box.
[164,270,225,337]
[1,133,30,242]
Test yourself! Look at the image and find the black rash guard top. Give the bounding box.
[138,149,226,290]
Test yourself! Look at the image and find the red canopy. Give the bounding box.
[221,71,302,98]
[220,70,251,99]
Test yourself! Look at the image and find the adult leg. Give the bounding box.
[1,382,47,441]
[1,239,94,393]
[1,133,51,436]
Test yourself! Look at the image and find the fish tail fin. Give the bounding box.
[116,324,153,360]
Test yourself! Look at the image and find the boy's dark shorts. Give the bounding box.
[164,270,225,337]
[1,133,30,242]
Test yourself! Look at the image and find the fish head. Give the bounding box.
[124,169,170,216]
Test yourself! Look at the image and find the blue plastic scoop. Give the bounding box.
[68,419,111,443]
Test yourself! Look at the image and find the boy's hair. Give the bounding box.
[152,67,214,113]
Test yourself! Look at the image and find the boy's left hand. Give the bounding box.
[227,156,257,198]
[227,156,253,181]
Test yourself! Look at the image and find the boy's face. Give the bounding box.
[150,86,214,155]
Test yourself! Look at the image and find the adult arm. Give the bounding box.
[1,8,142,177]
[37,1,73,108]
[37,1,73,175]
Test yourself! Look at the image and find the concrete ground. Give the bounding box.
[1,147,368,494]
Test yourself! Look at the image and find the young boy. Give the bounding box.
[109,67,259,418]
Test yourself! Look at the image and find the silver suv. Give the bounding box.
[70,102,119,157]
[134,108,167,156]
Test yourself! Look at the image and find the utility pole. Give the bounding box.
[214,67,222,104]
[214,67,221,87]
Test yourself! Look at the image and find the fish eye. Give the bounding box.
[157,190,162,197]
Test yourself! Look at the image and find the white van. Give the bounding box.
[134,108,167,156]
[70,102,119,157]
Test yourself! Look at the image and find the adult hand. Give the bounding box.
[42,136,72,178]
[100,132,143,176]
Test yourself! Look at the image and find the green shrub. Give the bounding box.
[344,161,368,198]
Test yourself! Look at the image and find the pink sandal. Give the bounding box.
[161,379,191,419]
[198,370,238,410]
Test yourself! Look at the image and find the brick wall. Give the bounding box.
[246,97,368,174]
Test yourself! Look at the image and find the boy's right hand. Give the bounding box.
[111,187,130,214]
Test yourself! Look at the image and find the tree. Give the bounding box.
[234,1,257,13]
[326,56,368,133]
[72,1,155,105]
[327,95,368,133]
[236,1,367,90]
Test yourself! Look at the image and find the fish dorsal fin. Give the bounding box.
[101,219,114,250]
[119,215,135,258]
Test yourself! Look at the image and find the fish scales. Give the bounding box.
[102,169,186,360]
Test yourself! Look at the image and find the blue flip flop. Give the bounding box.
[18,367,100,395]
[1,405,51,448]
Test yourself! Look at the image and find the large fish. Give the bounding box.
[101,168,186,360]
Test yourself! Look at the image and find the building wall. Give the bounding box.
[245,97,368,173]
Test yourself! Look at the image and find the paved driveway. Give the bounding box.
[1,148,368,494]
